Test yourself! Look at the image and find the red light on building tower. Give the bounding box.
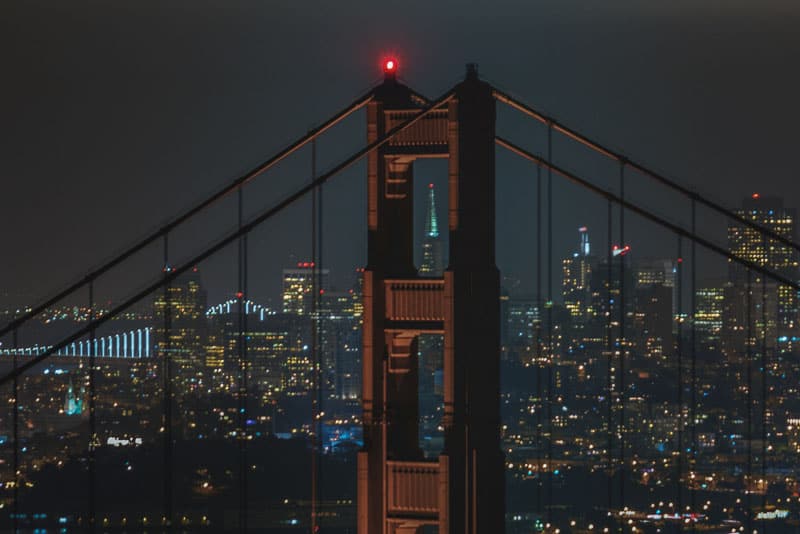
[383,57,398,80]
[752,192,760,199]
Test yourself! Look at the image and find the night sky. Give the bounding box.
[3,1,800,309]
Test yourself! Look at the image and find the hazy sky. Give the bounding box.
[2,0,800,308]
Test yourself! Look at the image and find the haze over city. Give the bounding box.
[2,2,800,533]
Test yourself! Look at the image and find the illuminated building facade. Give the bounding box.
[63,378,85,416]
[695,286,724,348]
[633,258,676,359]
[281,263,329,316]
[319,290,362,401]
[635,258,677,317]
[153,268,208,397]
[562,226,593,320]
[724,194,797,357]
[418,183,444,277]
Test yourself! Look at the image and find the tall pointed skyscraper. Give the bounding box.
[419,183,444,277]
[417,183,445,456]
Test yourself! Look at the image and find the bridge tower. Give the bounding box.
[358,63,504,534]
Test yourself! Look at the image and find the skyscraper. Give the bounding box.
[724,194,798,356]
[635,258,678,317]
[562,226,593,320]
[632,258,677,359]
[418,183,445,455]
[154,267,208,397]
[418,183,444,277]
[695,286,724,348]
[281,262,330,316]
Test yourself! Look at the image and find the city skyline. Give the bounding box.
[4,3,800,532]
[3,3,800,303]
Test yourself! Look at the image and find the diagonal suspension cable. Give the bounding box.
[493,89,800,258]
[0,89,455,388]
[495,137,800,294]
[498,135,800,530]
[0,90,375,339]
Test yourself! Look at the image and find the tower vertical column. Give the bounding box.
[359,64,504,534]
[444,64,504,534]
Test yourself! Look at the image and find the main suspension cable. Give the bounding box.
[0,89,456,388]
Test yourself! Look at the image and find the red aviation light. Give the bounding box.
[752,192,760,199]
[382,57,399,80]
[612,244,631,257]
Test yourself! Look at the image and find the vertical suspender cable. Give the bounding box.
[618,161,626,514]
[746,268,753,534]
[677,235,684,525]
[238,185,248,532]
[760,236,767,524]
[606,198,614,524]
[536,163,543,517]
[546,122,554,525]
[89,281,97,533]
[690,200,697,530]
[316,137,325,532]
[311,139,325,531]
[12,328,18,534]
[310,138,319,534]
[163,234,173,530]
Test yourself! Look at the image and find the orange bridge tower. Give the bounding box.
[358,63,504,534]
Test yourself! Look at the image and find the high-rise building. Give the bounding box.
[154,267,207,397]
[695,286,724,348]
[418,183,444,277]
[633,284,673,359]
[319,290,362,400]
[504,296,540,362]
[588,244,635,349]
[633,258,676,358]
[417,183,445,455]
[724,194,797,356]
[562,226,593,320]
[730,195,798,330]
[636,258,678,317]
[282,263,330,316]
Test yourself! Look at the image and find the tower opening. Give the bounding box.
[412,162,449,458]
